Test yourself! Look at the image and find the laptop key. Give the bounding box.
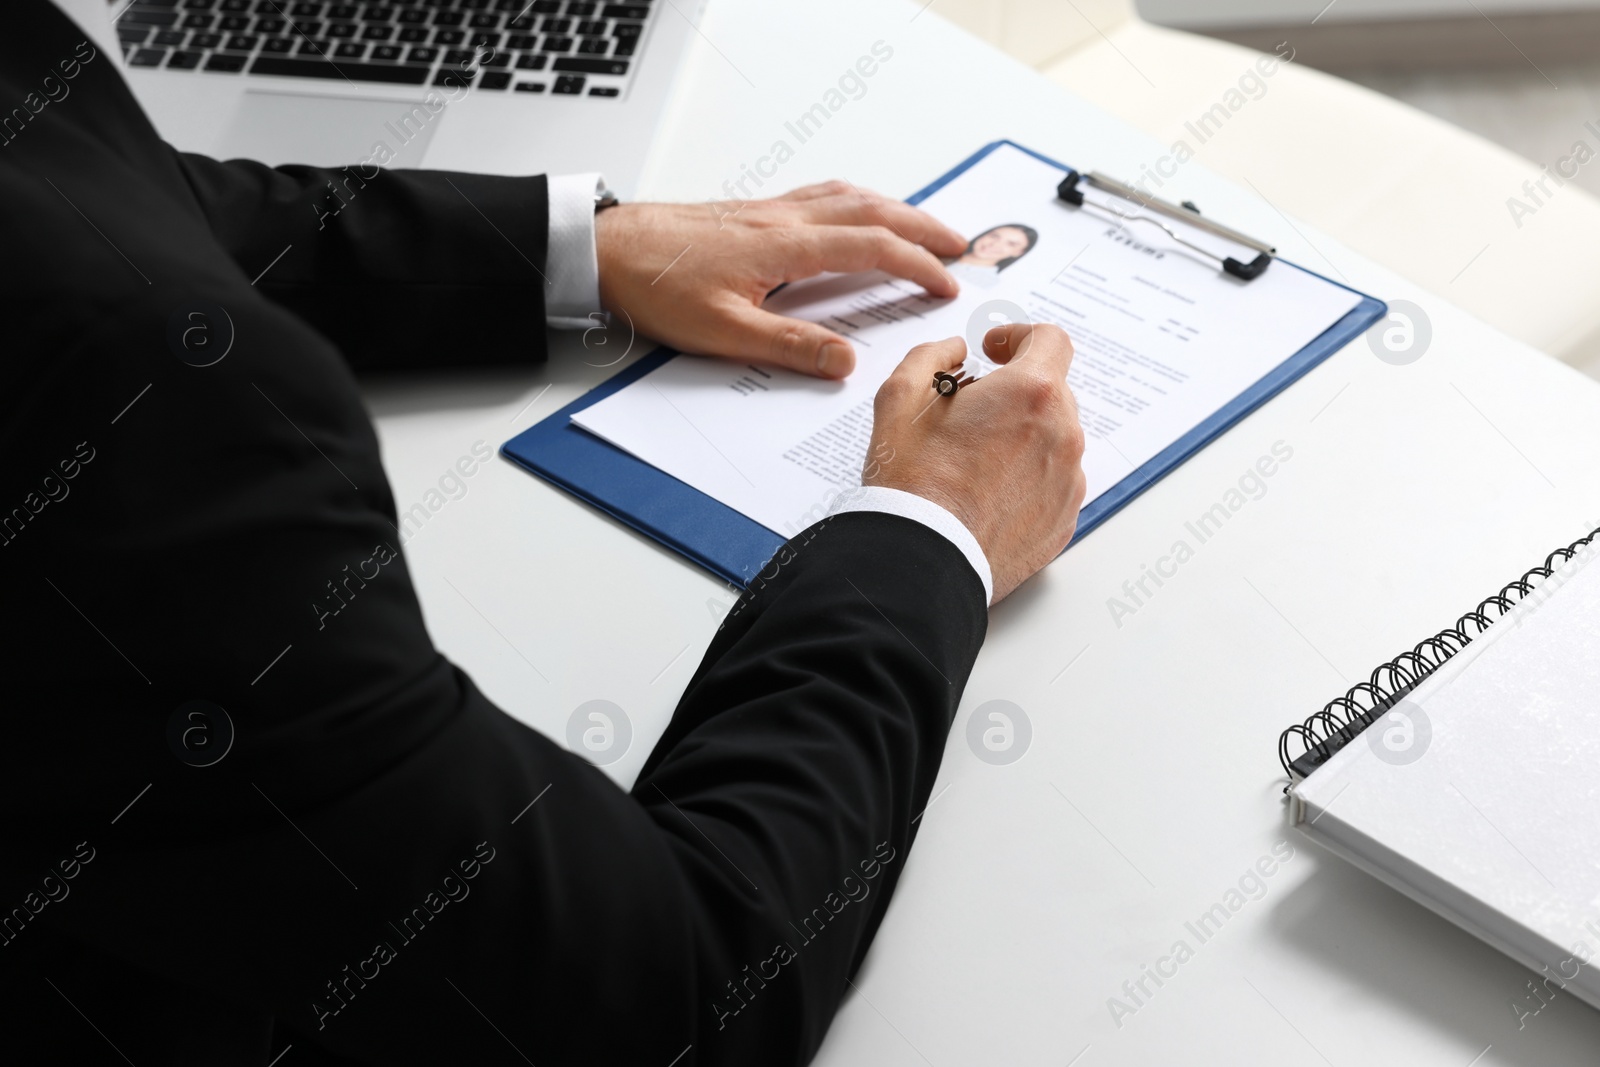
[479,71,512,89]
[181,13,215,27]
[119,26,152,45]
[251,55,432,82]
[130,47,168,66]
[254,17,285,31]
[371,44,404,60]
[575,19,604,34]
[219,15,250,29]
[154,29,186,44]
[191,31,224,46]
[204,52,249,70]
[576,36,607,54]
[434,29,465,43]
[552,73,583,93]
[611,19,642,37]
[587,85,618,97]
[515,53,547,69]
[514,81,546,92]
[613,38,634,55]
[398,26,429,40]
[406,45,439,62]
[225,34,259,49]
[334,41,368,56]
[262,36,295,51]
[168,49,204,68]
[601,4,648,18]
[361,24,395,38]
[124,10,181,25]
[296,37,331,53]
[433,67,475,87]
[551,56,625,74]
[541,35,573,51]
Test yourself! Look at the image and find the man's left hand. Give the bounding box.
[594,181,967,379]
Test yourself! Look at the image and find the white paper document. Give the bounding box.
[573,143,1364,538]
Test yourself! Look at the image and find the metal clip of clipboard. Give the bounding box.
[1056,169,1276,281]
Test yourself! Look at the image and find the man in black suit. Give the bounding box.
[0,2,1086,1063]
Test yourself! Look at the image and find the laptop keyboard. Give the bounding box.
[116,0,655,97]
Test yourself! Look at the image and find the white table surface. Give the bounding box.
[361,2,1600,1063]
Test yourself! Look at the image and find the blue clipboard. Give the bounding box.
[502,139,1387,589]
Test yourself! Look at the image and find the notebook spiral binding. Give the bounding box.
[1278,525,1600,784]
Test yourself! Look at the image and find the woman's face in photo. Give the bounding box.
[966,225,1031,266]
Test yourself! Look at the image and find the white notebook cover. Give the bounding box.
[1291,543,1600,1008]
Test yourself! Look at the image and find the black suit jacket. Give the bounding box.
[0,4,988,1064]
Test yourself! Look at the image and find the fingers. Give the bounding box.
[797,225,959,299]
[792,188,969,258]
[983,323,1074,378]
[710,303,858,378]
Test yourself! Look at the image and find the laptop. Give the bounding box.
[111,0,704,193]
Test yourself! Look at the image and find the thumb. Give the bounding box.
[717,305,857,379]
[983,322,1075,377]
[981,323,1033,365]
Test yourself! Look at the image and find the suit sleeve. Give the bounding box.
[5,263,985,1065]
[631,510,988,1058]
[166,150,551,372]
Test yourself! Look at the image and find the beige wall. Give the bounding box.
[930,0,1133,69]
[1138,0,1600,28]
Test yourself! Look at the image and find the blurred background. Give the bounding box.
[929,0,1600,377]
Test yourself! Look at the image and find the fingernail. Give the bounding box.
[817,342,851,377]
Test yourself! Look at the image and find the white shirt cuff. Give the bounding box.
[829,486,994,606]
[545,172,604,329]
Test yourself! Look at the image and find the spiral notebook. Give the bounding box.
[1280,526,1600,1011]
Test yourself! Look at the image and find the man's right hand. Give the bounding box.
[864,323,1088,604]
